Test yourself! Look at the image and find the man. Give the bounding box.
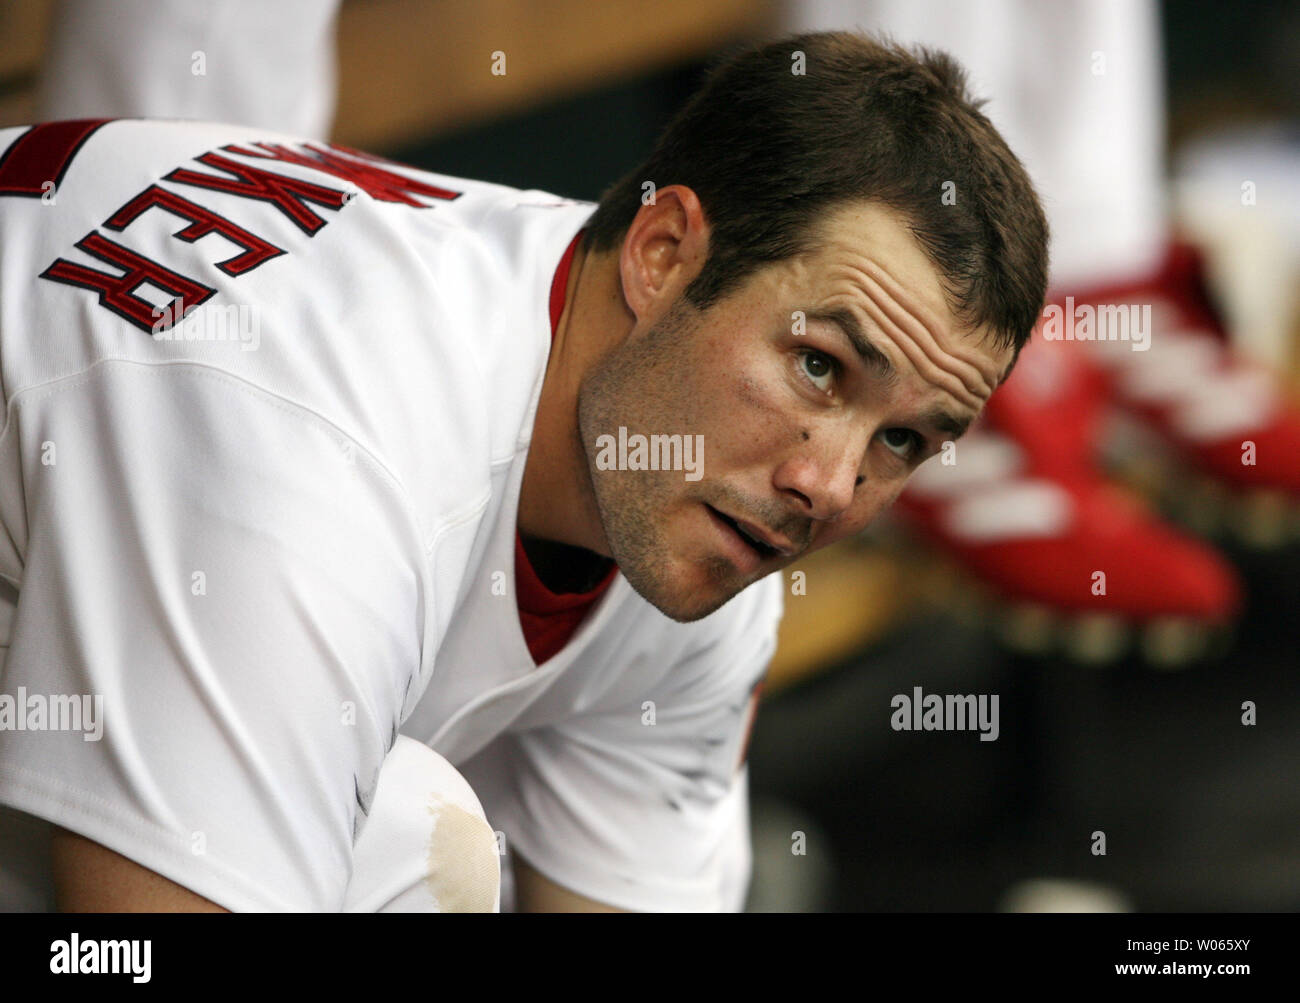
[0,31,1047,911]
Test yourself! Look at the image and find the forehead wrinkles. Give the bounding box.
[831,258,999,411]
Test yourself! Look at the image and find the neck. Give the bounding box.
[519,531,612,593]
[517,234,623,558]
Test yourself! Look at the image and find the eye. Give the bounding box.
[880,427,922,460]
[797,349,838,394]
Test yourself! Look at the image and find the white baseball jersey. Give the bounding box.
[0,119,782,912]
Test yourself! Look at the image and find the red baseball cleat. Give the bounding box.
[895,322,1242,666]
[1055,243,1300,547]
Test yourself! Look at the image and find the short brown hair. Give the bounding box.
[584,31,1049,356]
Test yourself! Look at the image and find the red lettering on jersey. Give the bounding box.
[104,184,286,276]
[41,233,215,333]
[221,142,462,208]
[165,152,348,235]
[0,119,110,197]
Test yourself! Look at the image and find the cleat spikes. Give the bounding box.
[1061,613,1130,665]
[1139,617,1208,670]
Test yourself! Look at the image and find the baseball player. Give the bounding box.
[0,31,1047,911]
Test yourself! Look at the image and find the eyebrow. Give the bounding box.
[807,307,894,380]
[923,407,972,440]
[807,307,974,440]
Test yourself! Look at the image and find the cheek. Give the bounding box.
[831,471,905,533]
[670,321,805,469]
[706,354,801,455]
[869,476,909,517]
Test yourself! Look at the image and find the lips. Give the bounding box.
[731,516,795,557]
[705,504,792,566]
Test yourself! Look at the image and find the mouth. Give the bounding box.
[704,504,790,570]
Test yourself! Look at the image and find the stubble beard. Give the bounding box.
[575,300,744,623]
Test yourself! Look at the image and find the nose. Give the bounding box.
[773,433,866,524]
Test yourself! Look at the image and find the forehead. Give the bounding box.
[799,201,946,303]
[762,200,1013,397]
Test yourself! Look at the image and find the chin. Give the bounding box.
[617,551,750,623]
[634,583,740,624]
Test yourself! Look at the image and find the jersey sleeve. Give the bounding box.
[0,361,429,911]
[463,574,784,912]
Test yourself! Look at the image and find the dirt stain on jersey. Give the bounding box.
[425,796,500,912]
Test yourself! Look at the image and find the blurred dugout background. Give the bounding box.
[2,0,1297,911]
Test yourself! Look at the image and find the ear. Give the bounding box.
[617,185,710,323]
